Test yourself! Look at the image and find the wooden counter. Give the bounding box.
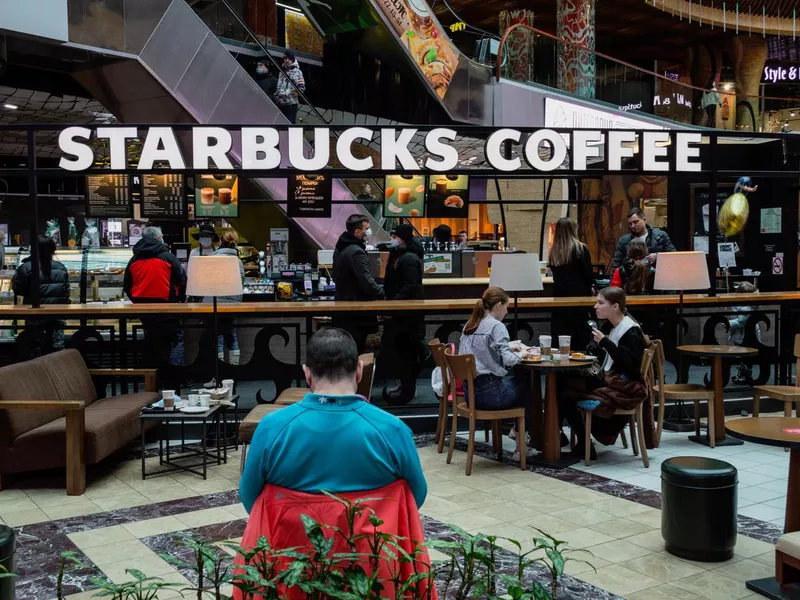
[422,277,554,286]
[0,292,795,317]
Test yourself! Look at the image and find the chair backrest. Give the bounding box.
[428,339,450,400]
[651,339,666,395]
[444,349,477,414]
[357,353,375,400]
[640,346,656,405]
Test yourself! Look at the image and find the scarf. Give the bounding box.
[602,315,640,373]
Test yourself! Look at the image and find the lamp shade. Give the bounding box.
[185,255,244,297]
[489,253,544,292]
[653,251,710,291]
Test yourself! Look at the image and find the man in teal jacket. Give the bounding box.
[239,328,427,512]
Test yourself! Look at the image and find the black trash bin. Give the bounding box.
[0,524,14,600]
[661,456,738,562]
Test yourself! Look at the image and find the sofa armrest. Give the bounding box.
[88,368,158,393]
[0,400,86,495]
[0,400,85,410]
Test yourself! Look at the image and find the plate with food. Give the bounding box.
[569,352,596,362]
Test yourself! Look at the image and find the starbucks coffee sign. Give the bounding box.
[57,126,705,174]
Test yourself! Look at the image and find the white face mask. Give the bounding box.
[364,228,373,238]
[200,237,213,248]
[256,65,267,75]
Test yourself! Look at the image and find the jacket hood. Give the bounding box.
[132,236,169,258]
[214,247,239,256]
[404,238,425,260]
[335,232,365,252]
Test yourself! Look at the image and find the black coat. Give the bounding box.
[596,324,646,382]
[611,226,676,269]
[384,239,424,301]
[332,232,384,301]
[550,245,593,297]
[13,258,70,304]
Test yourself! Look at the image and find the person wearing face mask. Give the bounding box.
[332,214,385,352]
[255,61,279,101]
[381,225,426,404]
[190,224,219,258]
[275,50,305,124]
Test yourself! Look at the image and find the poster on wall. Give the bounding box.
[384,174,426,218]
[426,174,469,218]
[287,175,332,218]
[760,207,782,234]
[374,0,460,99]
[195,174,239,218]
[424,253,453,274]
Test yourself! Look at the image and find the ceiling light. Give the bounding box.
[3,104,18,110]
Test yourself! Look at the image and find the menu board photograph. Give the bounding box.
[287,175,332,218]
[142,174,186,219]
[195,174,239,218]
[426,174,469,218]
[86,174,133,218]
[384,174,426,218]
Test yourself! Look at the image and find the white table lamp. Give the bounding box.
[654,251,710,345]
[489,253,544,338]
[186,256,244,385]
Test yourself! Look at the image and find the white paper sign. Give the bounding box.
[718,243,737,268]
[693,235,710,254]
[760,207,782,234]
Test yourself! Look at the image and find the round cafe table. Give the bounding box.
[519,358,590,469]
[678,345,758,447]
[725,418,800,599]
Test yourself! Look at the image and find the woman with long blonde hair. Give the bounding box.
[548,217,594,350]
[459,286,532,463]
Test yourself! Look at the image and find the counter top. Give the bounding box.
[422,277,554,286]
[0,292,794,316]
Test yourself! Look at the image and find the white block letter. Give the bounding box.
[96,127,137,169]
[642,132,670,171]
[288,128,330,171]
[381,128,419,171]
[608,131,637,171]
[485,129,521,172]
[58,127,94,171]
[336,127,373,171]
[241,128,281,169]
[525,129,567,172]
[676,132,702,172]
[138,127,185,170]
[424,128,458,171]
[572,130,603,171]
[192,127,233,170]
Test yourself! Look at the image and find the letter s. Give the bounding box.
[58,127,94,171]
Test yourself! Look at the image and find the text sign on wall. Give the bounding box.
[57,126,706,174]
[761,63,800,84]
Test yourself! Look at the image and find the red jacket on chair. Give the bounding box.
[233,479,438,600]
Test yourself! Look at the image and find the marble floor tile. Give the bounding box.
[626,583,705,600]
[43,501,102,521]
[732,533,778,559]
[712,558,775,583]
[82,539,154,567]
[175,506,238,528]
[626,529,668,552]
[480,483,546,503]
[587,496,655,518]
[739,503,787,522]
[518,494,579,514]
[588,518,657,539]
[440,509,503,530]
[670,570,753,600]
[99,554,178,584]
[445,490,506,509]
[0,496,41,514]
[124,516,187,538]
[626,508,663,529]
[426,481,475,498]
[563,554,612,576]
[472,501,541,522]
[92,492,150,511]
[557,527,616,550]
[751,552,776,568]
[225,503,248,519]
[587,539,653,563]
[3,507,49,527]
[756,479,791,494]
[548,506,617,527]
[622,551,705,582]
[519,513,582,535]
[441,473,509,491]
[578,564,661,596]
[69,525,137,549]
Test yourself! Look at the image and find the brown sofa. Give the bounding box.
[0,349,160,495]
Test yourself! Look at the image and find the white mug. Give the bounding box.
[199,394,211,408]
[188,394,200,407]
[539,335,552,348]
[222,379,235,400]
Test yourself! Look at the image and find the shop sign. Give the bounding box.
[761,62,800,84]
[57,126,706,174]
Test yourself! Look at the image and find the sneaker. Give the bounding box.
[508,428,531,445]
[512,449,537,462]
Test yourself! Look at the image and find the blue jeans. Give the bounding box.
[472,372,530,411]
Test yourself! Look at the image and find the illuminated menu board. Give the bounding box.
[141,174,186,219]
[86,174,133,218]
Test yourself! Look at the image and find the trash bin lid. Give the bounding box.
[661,456,737,488]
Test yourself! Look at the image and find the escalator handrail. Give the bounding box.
[211,0,386,197]
[215,0,332,126]
[495,22,800,106]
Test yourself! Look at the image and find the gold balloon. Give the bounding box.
[718,192,750,237]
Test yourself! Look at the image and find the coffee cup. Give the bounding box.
[188,394,200,407]
[540,335,552,356]
[397,187,412,204]
[162,389,175,411]
[221,379,234,400]
[559,335,571,358]
[200,187,214,205]
[218,188,232,204]
[199,394,211,409]
[436,179,448,194]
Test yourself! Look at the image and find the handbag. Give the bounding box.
[430,342,463,402]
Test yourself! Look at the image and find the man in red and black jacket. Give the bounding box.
[124,226,186,369]
[124,226,186,302]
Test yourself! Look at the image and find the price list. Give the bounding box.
[142,174,186,219]
[86,174,132,217]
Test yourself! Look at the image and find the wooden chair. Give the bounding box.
[274,353,376,405]
[582,346,655,467]
[444,350,526,476]
[651,338,716,448]
[429,340,452,454]
[753,334,800,420]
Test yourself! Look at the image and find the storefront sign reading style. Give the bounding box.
[761,63,800,84]
[57,126,706,174]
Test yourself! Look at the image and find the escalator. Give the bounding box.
[62,0,389,248]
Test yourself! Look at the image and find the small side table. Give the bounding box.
[140,405,226,480]
[678,345,758,447]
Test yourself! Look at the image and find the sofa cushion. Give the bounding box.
[2,392,159,473]
[0,358,64,444]
[43,349,98,406]
[778,531,800,559]
[240,404,286,443]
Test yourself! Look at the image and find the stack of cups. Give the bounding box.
[540,335,552,357]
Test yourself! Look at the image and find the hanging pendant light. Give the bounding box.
[723,2,727,31]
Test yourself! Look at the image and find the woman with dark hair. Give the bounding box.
[12,235,70,355]
[609,239,652,295]
[559,286,650,460]
[458,286,531,462]
[548,217,594,349]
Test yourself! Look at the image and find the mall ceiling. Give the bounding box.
[435,0,745,65]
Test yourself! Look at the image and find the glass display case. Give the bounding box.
[12,246,133,303]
